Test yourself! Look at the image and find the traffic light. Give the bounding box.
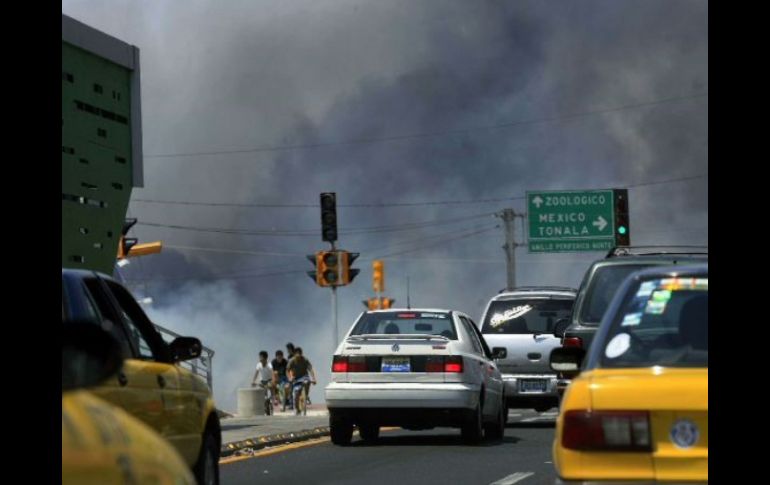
[613,189,630,246]
[380,297,395,309]
[364,297,380,310]
[340,251,360,285]
[316,250,340,287]
[127,241,162,257]
[320,192,337,243]
[373,260,384,293]
[117,218,138,259]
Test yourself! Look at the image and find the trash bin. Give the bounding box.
[237,387,266,417]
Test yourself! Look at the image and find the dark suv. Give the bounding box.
[555,246,708,362]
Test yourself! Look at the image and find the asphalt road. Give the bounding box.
[221,410,559,485]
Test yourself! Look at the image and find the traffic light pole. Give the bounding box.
[331,286,338,351]
[331,242,338,352]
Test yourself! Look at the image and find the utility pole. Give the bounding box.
[497,208,523,290]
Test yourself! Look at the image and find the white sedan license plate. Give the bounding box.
[519,379,547,393]
[381,357,410,372]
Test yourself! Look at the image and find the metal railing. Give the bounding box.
[153,323,216,391]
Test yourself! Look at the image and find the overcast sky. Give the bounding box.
[63,0,708,411]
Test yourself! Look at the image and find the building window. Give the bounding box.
[93,243,103,250]
[93,84,103,94]
[79,158,89,165]
[62,146,75,155]
[62,72,74,83]
[107,231,113,238]
[81,182,98,190]
[70,255,85,263]
[97,128,107,138]
[112,182,124,190]
[115,156,127,164]
[79,227,89,235]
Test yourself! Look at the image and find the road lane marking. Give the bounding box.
[489,471,534,485]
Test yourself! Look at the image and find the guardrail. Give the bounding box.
[153,322,216,391]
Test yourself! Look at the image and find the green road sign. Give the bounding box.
[527,190,615,253]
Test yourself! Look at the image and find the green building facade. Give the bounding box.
[62,15,143,275]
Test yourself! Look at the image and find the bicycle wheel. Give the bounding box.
[301,385,308,416]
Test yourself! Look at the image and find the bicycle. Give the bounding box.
[257,381,274,416]
[291,376,313,416]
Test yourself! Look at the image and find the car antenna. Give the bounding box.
[407,275,411,309]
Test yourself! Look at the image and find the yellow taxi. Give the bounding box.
[62,269,221,484]
[63,320,195,485]
[550,264,707,484]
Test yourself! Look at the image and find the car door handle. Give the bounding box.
[157,375,166,388]
[118,372,128,387]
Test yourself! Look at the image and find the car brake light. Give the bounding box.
[425,357,444,372]
[331,355,367,373]
[563,337,583,348]
[332,355,348,373]
[562,410,651,451]
[348,356,367,372]
[444,356,463,373]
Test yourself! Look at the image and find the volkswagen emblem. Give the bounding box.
[391,343,400,352]
[670,419,699,449]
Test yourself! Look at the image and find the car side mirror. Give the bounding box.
[492,347,507,360]
[549,347,586,374]
[553,318,571,338]
[62,321,124,392]
[170,337,203,362]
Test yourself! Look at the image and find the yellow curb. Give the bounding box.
[220,427,400,465]
[220,437,330,465]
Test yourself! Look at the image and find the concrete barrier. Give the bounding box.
[237,387,265,417]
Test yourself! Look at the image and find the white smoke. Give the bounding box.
[145,280,334,412]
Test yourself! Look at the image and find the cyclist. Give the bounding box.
[271,350,290,412]
[286,347,316,415]
[251,350,275,414]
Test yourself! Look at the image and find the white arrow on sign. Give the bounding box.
[532,196,544,209]
[593,215,608,231]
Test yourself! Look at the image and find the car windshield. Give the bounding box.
[482,298,574,334]
[349,311,457,339]
[579,264,652,325]
[599,275,708,368]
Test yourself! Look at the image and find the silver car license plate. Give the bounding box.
[519,379,547,393]
[381,357,410,372]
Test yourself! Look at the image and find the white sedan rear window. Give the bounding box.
[351,312,457,339]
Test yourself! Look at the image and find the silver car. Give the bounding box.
[325,309,505,445]
[479,287,576,412]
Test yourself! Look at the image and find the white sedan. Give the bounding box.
[325,309,505,445]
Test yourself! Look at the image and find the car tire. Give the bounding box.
[330,413,353,446]
[193,428,220,485]
[358,423,380,442]
[461,402,483,444]
[484,397,506,441]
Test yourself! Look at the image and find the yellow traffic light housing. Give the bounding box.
[373,260,384,293]
[316,250,340,287]
[381,297,394,309]
[340,251,360,285]
[127,241,163,257]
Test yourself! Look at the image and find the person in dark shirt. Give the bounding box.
[271,350,290,411]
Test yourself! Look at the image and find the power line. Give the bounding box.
[145,92,707,159]
[136,211,496,236]
[131,173,707,209]
[124,224,500,283]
